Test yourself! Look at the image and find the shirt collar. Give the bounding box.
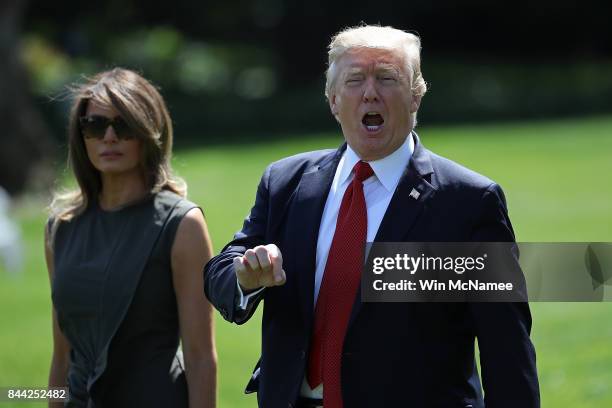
[339,134,414,192]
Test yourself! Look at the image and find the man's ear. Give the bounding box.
[329,94,339,116]
[410,94,422,113]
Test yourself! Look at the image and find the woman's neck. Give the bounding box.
[98,172,148,210]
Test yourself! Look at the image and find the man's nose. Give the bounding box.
[362,77,379,103]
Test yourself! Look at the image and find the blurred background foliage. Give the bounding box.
[0,0,610,194]
[4,0,610,194]
[20,1,612,135]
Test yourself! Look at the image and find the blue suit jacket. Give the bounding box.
[205,133,540,408]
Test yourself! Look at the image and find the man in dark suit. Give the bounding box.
[205,25,540,408]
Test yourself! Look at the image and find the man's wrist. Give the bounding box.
[239,283,262,295]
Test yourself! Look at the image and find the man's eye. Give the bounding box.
[346,75,364,82]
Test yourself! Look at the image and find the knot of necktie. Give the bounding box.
[353,161,373,183]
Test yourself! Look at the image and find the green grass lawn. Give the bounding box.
[1,115,611,407]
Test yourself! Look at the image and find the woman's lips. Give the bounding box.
[100,151,123,159]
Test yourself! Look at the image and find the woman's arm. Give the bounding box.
[45,226,71,408]
[172,208,217,408]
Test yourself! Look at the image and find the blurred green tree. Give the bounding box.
[0,0,55,196]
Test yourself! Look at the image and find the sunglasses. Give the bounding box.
[79,115,136,140]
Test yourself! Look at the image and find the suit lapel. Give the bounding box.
[348,133,436,327]
[291,146,344,330]
[373,134,436,243]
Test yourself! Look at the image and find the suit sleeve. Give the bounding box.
[204,165,271,324]
[469,183,541,407]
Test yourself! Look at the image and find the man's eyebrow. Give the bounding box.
[375,64,400,73]
[344,67,365,75]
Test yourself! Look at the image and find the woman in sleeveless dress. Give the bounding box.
[45,68,216,407]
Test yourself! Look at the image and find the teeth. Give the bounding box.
[366,125,381,131]
[366,112,379,116]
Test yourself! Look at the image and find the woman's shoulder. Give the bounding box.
[154,190,192,207]
[154,190,201,219]
[45,208,84,240]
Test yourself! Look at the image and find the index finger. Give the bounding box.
[267,244,285,284]
[233,256,247,275]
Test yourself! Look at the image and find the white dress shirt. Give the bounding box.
[238,136,415,398]
[300,135,414,398]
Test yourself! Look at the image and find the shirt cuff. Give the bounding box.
[236,280,265,310]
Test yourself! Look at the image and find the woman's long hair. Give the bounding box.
[48,68,186,242]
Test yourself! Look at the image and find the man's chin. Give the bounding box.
[351,141,388,161]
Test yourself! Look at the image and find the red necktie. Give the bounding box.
[308,161,374,407]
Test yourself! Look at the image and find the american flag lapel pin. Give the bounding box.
[409,188,420,200]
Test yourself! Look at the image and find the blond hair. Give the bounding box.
[48,68,185,241]
[325,25,427,123]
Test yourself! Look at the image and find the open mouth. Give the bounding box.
[362,112,384,132]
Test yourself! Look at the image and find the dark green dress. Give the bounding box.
[51,191,198,407]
